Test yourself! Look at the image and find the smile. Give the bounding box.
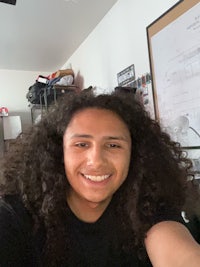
[83,174,110,182]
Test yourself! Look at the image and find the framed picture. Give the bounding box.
[147,0,200,148]
[117,64,135,87]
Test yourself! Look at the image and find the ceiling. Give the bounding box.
[0,0,118,72]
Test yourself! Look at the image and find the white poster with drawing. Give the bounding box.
[151,2,200,147]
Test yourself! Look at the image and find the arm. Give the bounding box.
[145,221,200,267]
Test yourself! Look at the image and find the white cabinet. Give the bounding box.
[0,116,22,157]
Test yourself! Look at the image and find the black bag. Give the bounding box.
[26,82,45,104]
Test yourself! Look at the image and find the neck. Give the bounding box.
[67,192,112,223]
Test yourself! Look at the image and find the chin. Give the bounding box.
[85,195,112,205]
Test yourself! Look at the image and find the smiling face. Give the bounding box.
[63,108,131,215]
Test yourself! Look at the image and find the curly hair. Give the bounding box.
[0,90,192,265]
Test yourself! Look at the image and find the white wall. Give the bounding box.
[0,69,48,129]
[0,0,179,127]
[63,0,178,91]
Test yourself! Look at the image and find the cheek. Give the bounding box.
[63,149,83,178]
[115,152,131,177]
[63,149,74,173]
[63,144,75,162]
[122,161,130,179]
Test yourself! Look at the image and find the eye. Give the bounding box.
[107,143,121,148]
[75,142,88,147]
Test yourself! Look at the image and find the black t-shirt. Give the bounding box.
[0,195,41,266]
[183,214,200,244]
[0,195,188,267]
[64,201,148,267]
[0,195,151,267]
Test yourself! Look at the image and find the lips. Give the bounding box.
[83,174,110,182]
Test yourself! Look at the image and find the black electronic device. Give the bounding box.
[0,0,16,5]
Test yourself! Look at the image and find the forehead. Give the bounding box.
[65,108,130,137]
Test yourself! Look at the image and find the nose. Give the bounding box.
[86,145,106,167]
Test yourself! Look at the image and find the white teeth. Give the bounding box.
[84,174,110,182]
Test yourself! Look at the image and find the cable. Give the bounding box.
[189,126,200,139]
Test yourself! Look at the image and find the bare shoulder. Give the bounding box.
[146,221,195,243]
[145,221,200,267]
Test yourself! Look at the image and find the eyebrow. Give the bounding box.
[70,134,130,142]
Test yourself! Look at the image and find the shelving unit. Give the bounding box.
[30,84,80,124]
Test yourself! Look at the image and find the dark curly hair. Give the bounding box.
[0,90,192,265]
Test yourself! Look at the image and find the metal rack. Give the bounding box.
[30,85,80,124]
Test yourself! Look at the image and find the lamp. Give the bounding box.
[165,115,200,145]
